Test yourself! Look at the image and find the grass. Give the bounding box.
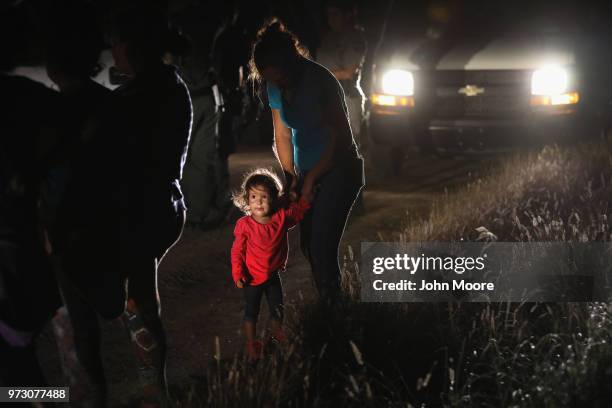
[400,142,611,242]
[176,141,612,407]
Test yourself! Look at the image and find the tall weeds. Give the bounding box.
[185,142,611,407]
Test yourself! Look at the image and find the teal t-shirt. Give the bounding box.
[267,58,350,172]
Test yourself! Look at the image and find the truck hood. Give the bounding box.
[386,35,575,71]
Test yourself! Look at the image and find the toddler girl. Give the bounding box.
[230,168,310,361]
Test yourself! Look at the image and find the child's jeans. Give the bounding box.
[243,271,283,322]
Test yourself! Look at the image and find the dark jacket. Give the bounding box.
[0,74,62,331]
[115,64,192,224]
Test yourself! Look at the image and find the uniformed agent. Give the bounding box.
[316,0,367,148]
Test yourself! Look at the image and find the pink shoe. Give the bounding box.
[245,340,263,361]
[269,328,287,345]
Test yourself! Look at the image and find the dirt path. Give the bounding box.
[37,147,498,405]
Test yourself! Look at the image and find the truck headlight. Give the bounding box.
[382,69,414,96]
[531,66,568,95]
[530,66,579,106]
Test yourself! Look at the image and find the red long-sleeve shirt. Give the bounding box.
[231,199,310,286]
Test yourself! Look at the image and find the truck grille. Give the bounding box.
[432,70,531,118]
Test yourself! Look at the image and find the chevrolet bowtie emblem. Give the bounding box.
[458,85,485,96]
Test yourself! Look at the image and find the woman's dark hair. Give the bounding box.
[232,168,283,215]
[248,18,309,84]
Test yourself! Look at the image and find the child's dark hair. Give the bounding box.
[232,168,283,215]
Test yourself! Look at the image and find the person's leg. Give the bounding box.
[120,207,184,405]
[123,249,167,406]
[243,283,263,339]
[0,244,50,387]
[62,225,126,320]
[244,320,256,343]
[307,162,364,306]
[0,242,61,388]
[53,287,107,407]
[298,173,316,285]
[264,272,285,342]
[0,335,47,387]
[243,284,264,360]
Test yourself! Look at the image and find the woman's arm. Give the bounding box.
[300,83,353,201]
[300,127,336,202]
[272,108,298,193]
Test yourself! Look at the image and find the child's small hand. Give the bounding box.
[236,278,245,288]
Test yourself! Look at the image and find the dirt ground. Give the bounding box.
[37,146,499,405]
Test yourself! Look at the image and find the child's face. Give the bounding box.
[248,185,272,218]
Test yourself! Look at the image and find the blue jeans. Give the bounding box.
[299,157,364,305]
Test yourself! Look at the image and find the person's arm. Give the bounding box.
[333,30,367,82]
[300,80,353,201]
[300,127,336,202]
[230,221,247,287]
[284,197,311,228]
[330,65,359,81]
[272,108,298,195]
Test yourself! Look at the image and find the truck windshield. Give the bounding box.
[383,0,592,41]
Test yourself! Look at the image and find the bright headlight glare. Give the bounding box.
[531,66,568,95]
[382,69,414,96]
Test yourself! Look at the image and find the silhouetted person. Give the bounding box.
[317,0,366,149]
[106,4,192,406]
[0,3,62,391]
[169,4,228,229]
[44,1,113,405]
[317,0,367,213]
[250,20,364,307]
[210,4,252,220]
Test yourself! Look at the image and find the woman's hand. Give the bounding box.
[236,278,245,288]
[283,170,299,202]
[301,175,316,203]
[289,174,299,201]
